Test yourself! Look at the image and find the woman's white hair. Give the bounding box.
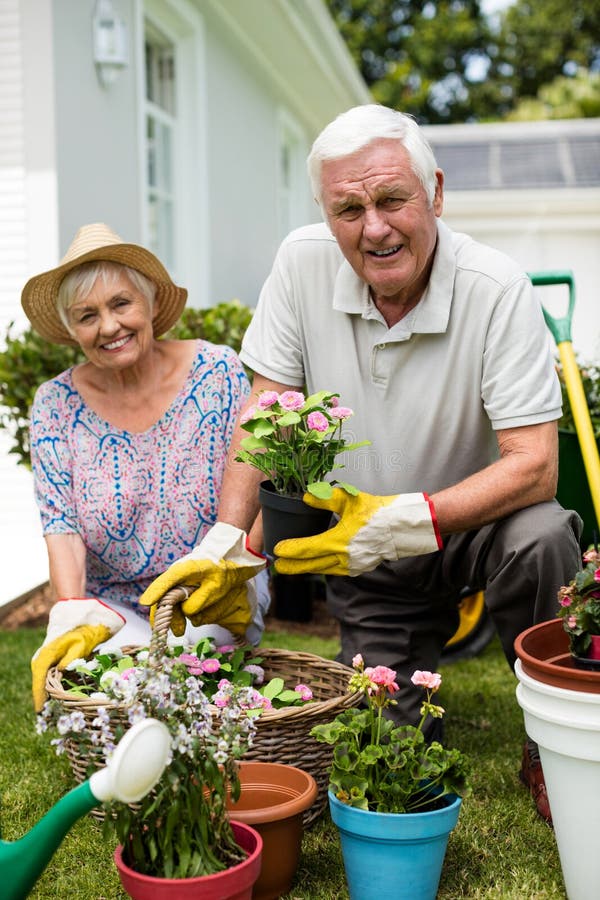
[56,261,156,334]
[307,104,439,207]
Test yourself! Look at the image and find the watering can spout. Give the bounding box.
[0,718,170,899]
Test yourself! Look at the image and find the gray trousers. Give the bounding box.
[327,501,582,728]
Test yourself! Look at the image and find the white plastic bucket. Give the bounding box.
[515,659,600,900]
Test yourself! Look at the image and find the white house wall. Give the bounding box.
[203,19,294,308]
[442,189,600,365]
[52,0,142,247]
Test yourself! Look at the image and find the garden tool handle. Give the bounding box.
[530,270,600,532]
[529,270,575,345]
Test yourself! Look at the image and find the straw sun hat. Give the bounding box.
[21,223,188,346]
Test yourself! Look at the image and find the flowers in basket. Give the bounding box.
[58,638,314,714]
[36,640,313,880]
[310,655,471,813]
[235,389,370,498]
[557,546,600,658]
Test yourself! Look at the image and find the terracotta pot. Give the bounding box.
[258,481,332,558]
[114,820,262,900]
[513,617,600,693]
[226,761,318,900]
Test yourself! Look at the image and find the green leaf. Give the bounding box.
[252,420,276,438]
[261,677,285,699]
[307,481,334,499]
[275,410,302,426]
[334,481,359,495]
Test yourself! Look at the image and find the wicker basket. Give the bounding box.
[45,587,361,825]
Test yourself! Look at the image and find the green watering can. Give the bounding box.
[0,717,170,900]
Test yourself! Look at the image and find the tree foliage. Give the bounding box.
[326,0,492,123]
[488,0,600,116]
[326,0,600,122]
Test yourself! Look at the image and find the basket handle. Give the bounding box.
[149,586,192,656]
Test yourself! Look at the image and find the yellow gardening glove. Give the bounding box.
[139,523,266,638]
[274,488,442,577]
[31,598,125,712]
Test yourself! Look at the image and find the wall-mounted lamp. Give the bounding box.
[92,0,129,89]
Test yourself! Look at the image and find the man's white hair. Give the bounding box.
[307,104,439,207]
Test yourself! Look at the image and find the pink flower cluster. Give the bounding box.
[178,653,221,677]
[411,670,442,691]
[364,665,399,695]
[279,390,305,410]
[295,683,313,701]
[213,678,272,712]
[307,411,329,432]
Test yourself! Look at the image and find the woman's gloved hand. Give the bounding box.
[138,523,266,637]
[31,598,125,712]
[273,489,442,577]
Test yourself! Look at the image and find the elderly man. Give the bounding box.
[144,105,581,822]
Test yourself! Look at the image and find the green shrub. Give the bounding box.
[0,299,253,468]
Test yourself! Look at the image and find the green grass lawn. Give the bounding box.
[0,627,566,899]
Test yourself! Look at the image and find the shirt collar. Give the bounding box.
[331,220,456,334]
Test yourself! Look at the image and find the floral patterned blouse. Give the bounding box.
[30,340,249,611]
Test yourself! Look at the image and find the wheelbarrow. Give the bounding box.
[530,270,600,547]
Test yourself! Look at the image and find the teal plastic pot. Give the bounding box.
[328,791,462,900]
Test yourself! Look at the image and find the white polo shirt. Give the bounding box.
[240,220,561,496]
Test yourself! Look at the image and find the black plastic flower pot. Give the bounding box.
[258,481,332,559]
[272,574,315,623]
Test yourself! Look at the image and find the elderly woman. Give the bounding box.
[22,223,268,710]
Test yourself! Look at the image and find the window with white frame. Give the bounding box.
[144,20,176,271]
[278,111,310,238]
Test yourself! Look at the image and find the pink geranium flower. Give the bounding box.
[307,411,329,432]
[365,665,399,694]
[278,390,305,410]
[257,391,279,409]
[411,670,442,691]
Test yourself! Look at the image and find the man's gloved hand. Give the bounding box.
[138,523,266,638]
[274,488,442,577]
[32,598,125,712]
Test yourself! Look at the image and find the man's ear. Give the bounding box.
[433,169,444,217]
